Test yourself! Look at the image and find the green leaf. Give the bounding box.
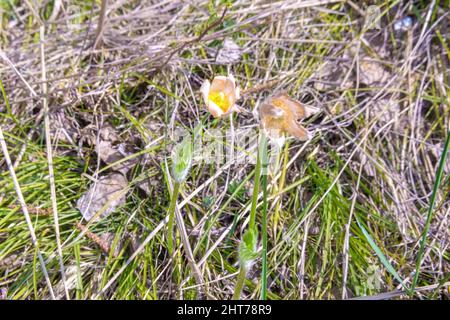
[239,227,259,270]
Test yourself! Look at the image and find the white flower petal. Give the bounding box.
[228,73,236,87]
[200,80,211,103]
[213,76,228,82]
[206,100,225,118]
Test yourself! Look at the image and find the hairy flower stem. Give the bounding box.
[234,132,269,299]
[260,133,269,300]
[249,133,266,229]
[232,266,248,300]
[167,181,181,256]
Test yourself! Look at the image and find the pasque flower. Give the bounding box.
[259,93,319,141]
[201,73,241,118]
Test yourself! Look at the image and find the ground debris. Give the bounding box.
[370,97,402,127]
[97,125,138,175]
[358,58,391,86]
[0,253,21,269]
[216,38,242,65]
[49,110,80,146]
[313,59,354,91]
[76,172,128,222]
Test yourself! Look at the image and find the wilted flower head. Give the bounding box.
[200,74,240,118]
[259,93,319,141]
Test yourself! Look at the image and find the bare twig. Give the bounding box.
[94,0,108,49]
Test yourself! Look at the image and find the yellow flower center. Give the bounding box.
[208,91,231,112]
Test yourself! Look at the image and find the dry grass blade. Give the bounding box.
[0,127,55,299]
[40,25,70,300]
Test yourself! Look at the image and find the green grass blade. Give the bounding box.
[356,217,409,293]
[411,130,450,291]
